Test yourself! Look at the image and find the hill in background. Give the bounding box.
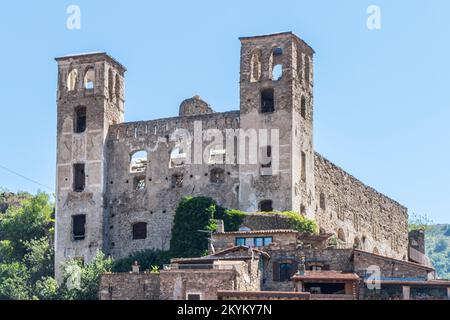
[425,224,450,279]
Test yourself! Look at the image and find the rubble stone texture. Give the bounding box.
[54,32,408,280]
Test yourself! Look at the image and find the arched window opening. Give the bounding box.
[170,147,186,168]
[108,69,114,100]
[115,74,121,101]
[297,51,303,80]
[130,151,148,173]
[272,64,283,81]
[337,228,346,243]
[261,89,275,113]
[132,222,147,240]
[301,96,307,119]
[74,106,87,133]
[210,168,225,184]
[305,56,311,85]
[301,151,307,182]
[259,200,273,212]
[67,69,78,92]
[84,67,95,90]
[250,50,262,82]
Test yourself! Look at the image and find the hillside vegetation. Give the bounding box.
[425,224,450,279]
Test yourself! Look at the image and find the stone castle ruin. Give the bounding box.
[55,32,408,279]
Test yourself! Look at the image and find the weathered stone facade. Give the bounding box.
[99,273,160,300]
[314,154,409,259]
[55,32,409,279]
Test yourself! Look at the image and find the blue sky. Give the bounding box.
[0,1,449,223]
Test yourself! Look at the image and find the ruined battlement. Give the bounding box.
[54,32,409,280]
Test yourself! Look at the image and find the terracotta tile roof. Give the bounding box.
[217,290,311,300]
[215,229,298,236]
[364,279,450,286]
[171,246,270,264]
[293,271,360,282]
[353,249,435,272]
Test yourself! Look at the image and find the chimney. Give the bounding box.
[409,230,426,254]
[216,220,225,233]
[297,256,306,276]
[131,261,140,274]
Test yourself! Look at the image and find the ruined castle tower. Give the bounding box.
[54,33,409,276]
[238,33,315,219]
[54,53,126,279]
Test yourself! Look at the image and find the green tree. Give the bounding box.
[409,212,433,232]
[170,197,217,258]
[22,238,54,282]
[435,239,448,253]
[59,251,113,300]
[112,249,172,273]
[0,192,54,260]
[0,262,30,300]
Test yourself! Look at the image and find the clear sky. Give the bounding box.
[0,1,449,223]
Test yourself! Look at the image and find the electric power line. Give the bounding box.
[0,163,54,192]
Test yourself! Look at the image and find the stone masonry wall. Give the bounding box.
[353,250,431,280]
[99,273,160,300]
[314,153,409,260]
[105,111,240,258]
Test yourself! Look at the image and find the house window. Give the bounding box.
[235,238,246,246]
[134,176,146,191]
[130,151,148,173]
[187,293,201,300]
[259,200,273,212]
[74,106,87,133]
[279,263,294,282]
[72,215,86,241]
[254,237,264,247]
[261,89,274,113]
[301,96,307,119]
[73,164,85,192]
[132,222,147,240]
[264,237,273,246]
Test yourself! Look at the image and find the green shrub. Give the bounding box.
[259,211,319,234]
[112,250,172,273]
[59,251,113,300]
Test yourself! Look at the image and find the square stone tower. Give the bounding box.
[238,32,316,219]
[54,53,126,280]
